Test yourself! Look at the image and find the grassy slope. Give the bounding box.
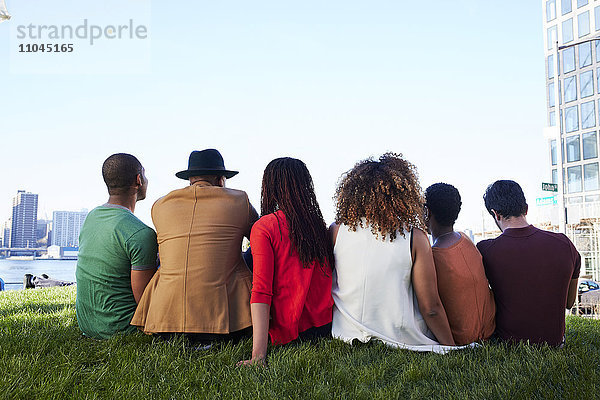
[0,287,599,400]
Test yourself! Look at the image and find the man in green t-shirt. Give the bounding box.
[76,153,158,339]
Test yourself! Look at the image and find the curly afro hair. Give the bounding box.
[424,183,462,227]
[334,152,424,241]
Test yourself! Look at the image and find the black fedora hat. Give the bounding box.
[175,149,239,180]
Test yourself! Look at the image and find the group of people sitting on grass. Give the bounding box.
[75,149,581,364]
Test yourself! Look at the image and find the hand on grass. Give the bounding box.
[237,357,266,367]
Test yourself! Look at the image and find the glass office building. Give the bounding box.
[543,0,600,279]
[544,0,600,208]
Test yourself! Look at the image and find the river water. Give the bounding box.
[0,259,77,290]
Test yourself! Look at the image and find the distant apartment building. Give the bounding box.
[10,190,38,248]
[1,219,11,248]
[51,210,88,248]
[36,219,52,247]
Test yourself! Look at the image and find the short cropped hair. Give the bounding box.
[483,180,528,219]
[424,183,462,226]
[102,153,143,195]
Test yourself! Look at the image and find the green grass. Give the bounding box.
[1,287,599,400]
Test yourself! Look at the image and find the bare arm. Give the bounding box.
[411,228,455,346]
[329,222,340,248]
[566,278,578,309]
[238,303,270,366]
[131,268,156,303]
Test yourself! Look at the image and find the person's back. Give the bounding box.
[328,153,456,352]
[239,157,334,366]
[77,205,157,338]
[132,183,254,333]
[131,149,258,338]
[251,210,333,345]
[477,226,579,345]
[476,180,580,346]
[432,234,495,344]
[76,153,157,339]
[333,224,439,348]
[425,183,495,345]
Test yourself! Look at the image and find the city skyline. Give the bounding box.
[1,189,88,249]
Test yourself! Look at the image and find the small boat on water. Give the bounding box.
[0,0,11,22]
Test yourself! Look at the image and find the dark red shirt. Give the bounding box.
[250,210,333,345]
[477,225,580,346]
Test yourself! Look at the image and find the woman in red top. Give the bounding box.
[239,157,334,366]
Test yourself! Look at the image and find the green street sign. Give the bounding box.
[542,182,558,192]
[536,196,557,206]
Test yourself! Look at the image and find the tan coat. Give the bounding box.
[131,181,258,334]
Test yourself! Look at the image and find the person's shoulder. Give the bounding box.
[530,226,572,244]
[475,237,497,254]
[118,211,153,231]
[220,187,249,200]
[411,227,428,241]
[154,187,192,205]
[252,211,284,233]
[118,216,156,248]
[255,211,280,226]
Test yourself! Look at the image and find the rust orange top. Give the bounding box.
[432,233,496,345]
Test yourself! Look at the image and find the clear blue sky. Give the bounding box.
[0,1,547,232]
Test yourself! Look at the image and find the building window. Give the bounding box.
[567,135,581,162]
[579,42,592,67]
[578,0,588,7]
[563,0,573,15]
[568,196,583,204]
[551,140,558,165]
[582,101,596,128]
[596,6,600,31]
[563,46,576,72]
[586,194,600,201]
[566,105,579,132]
[579,11,591,37]
[548,0,557,21]
[565,75,578,102]
[550,111,557,126]
[584,163,599,190]
[568,165,583,193]
[548,0,558,21]
[548,25,558,49]
[581,70,594,97]
[563,18,574,43]
[583,131,598,159]
[549,82,556,107]
[548,54,555,79]
[553,169,558,184]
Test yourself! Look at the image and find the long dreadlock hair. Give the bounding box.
[261,157,333,269]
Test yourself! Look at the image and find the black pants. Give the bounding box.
[156,326,253,346]
[297,322,332,342]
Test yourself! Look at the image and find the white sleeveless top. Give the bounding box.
[332,224,458,353]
